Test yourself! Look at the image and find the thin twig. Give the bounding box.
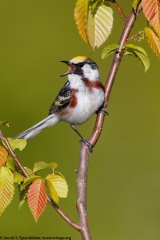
[0,132,29,177]
[47,197,81,231]
[76,3,142,240]
[113,1,127,21]
[108,0,127,21]
[89,3,142,147]
[126,31,144,43]
[0,131,81,232]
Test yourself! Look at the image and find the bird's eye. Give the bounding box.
[79,62,85,68]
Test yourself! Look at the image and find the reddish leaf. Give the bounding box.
[28,179,47,222]
[142,0,160,35]
[0,146,8,167]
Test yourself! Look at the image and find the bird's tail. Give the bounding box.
[13,114,59,140]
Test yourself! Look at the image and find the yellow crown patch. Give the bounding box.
[71,56,89,62]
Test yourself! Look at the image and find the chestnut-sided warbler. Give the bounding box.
[13,56,105,151]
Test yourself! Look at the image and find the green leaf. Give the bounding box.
[33,161,58,173]
[46,174,68,204]
[46,178,59,204]
[14,172,25,184]
[6,156,15,171]
[4,138,27,151]
[20,175,41,191]
[19,186,29,209]
[0,121,9,127]
[124,49,136,57]
[102,44,120,59]
[54,171,65,179]
[24,167,35,176]
[124,44,150,72]
[0,167,14,216]
[132,0,141,12]
[125,44,147,54]
[133,50,150,72]
[48,162,58,170]
[33,161,49,172]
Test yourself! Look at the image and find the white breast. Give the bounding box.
[60,74,104,125]
[69,87,104,125]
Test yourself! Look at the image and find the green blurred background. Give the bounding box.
[1,1,160,239]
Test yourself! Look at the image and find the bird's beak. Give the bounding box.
[60,60,70,77]
[61,60,70,65]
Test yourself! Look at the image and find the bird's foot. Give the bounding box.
[96,106,109,116]
[80,139,94,153]
[98,109,109,115]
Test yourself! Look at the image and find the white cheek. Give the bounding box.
[82,65,99,81]
[68,74,85,89]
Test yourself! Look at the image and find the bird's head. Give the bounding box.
[61,56,100,81]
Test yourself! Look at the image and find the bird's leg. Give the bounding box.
[70,124,94,152]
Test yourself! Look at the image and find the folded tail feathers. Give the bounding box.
[13,114,59,140]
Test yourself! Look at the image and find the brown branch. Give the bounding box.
[108,0,127,21]
[0,3,143,239]
[47,197,81,231]
[0,132,29,177]
[76,3,142,240]
[113,1,127,21]
[0,131,81,232]
[76,147,91,239]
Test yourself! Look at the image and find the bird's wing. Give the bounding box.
[49,81,72,114]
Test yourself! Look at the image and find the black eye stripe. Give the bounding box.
[75,61,98,69]
[76,61,87,67]
[79,62,85,67]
